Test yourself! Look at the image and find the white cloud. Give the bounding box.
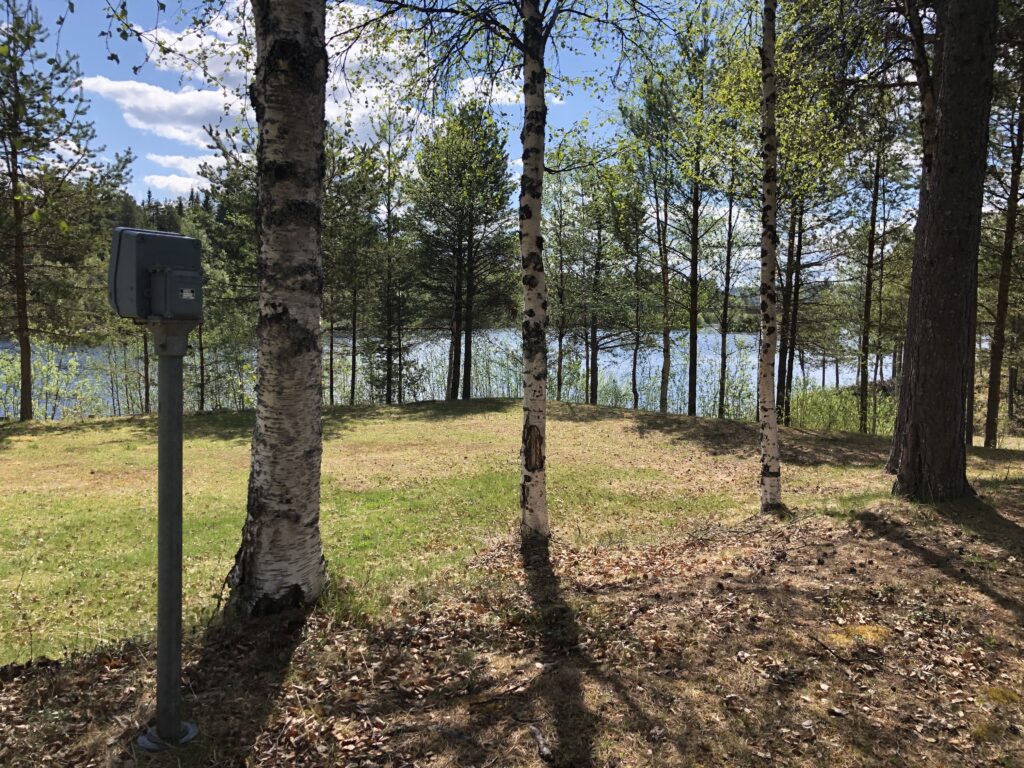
[143,173,208,196]
[83,75,235,148]
[146,152,225,177]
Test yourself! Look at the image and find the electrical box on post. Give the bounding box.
[108,227,203,323]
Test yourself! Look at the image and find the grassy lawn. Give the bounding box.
[1,398,1020,665]
[3,400,1024,767]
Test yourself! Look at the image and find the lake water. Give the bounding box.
[0,330,877,421]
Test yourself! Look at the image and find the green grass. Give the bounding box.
[1,398,1021,665]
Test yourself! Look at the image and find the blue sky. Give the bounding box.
[41,1,611,201]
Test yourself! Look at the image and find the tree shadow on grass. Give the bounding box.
[551,401,889,468]
[124,609,309,767]
[857,509,1024,625]
[413,537,598,768]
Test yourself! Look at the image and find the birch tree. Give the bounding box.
[757,0,783,512]
[227,0,330,614]
[356,0,658,541]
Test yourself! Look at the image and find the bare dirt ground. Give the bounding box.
[3,488,1024,767]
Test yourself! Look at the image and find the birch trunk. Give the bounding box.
[228,0,328,615]
[891,0,997,501]
[718,188,734,420]
[984,86,1023,448]
[519,0,549,541]
[688,178,700,417]
[757,0,783,513]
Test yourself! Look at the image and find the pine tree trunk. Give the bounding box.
[589,228,601,406]
[888,2,943,472]
[658,186,671,415]
[859,149,882,433]
[758,0,783,513]
[197,324,206,412]
[719,189,734,420]
[448,245,464,401]
[688,178,700,417]
[142,331,151,414]
[12,178,32,422]
[519,0,549,541]
[1009,366,1018,420]
[462,248,474,400]
[350,285,357,406]
[891,0,997,501]
[984,86,1022,448]
[328,319,335,406]
[228,0,328,615]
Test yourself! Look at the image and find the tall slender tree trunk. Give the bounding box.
[632,237,642,411]
[385,260,394,405]
[719,188,735,420]
[859,149,882,433]
[688,178,701,417]
[783,206,803,426]
[328,319,335,406]
[228,0,328,615]
[758,0,783,513]
[659,193,671,414]
[984,86,1023,448]
[462,240,475,400]
[197,323,206,412]
[142,331,151,414]
[1009,366,1018,420]
[891,0,997,501]
[776,210,796,412]
[448,246,464,401]
[888,1,943,472]
[9,68,32,423]
[588,225,601,406]
[397,291,404,405]
[518,0,549,541]
[350,285,358,406]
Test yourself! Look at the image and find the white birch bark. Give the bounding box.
[757,0,783,512]
[228,0,329,614]
[519,0,549,540]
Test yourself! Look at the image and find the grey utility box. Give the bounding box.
[109,227,203,322]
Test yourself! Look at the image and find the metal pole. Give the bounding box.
[157,352,183,742]
[139,329,197,751]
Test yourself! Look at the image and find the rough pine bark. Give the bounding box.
[757,0,783,513]
[859,149,882,433]
[891,0,997,501]
[984,87,1023,448]
[519,0,549,541]
[227,0,328,615]
[887,1,943,472]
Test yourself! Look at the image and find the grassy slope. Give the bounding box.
[3,400,1024,766]
[0,398,1020,665]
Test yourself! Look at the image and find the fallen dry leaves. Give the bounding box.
[2,499,1024,767]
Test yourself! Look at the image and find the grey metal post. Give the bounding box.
[139,326,197,751]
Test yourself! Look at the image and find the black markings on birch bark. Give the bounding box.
[757,0,783,513]
[227,0,329,616]
[518,0,549,541]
